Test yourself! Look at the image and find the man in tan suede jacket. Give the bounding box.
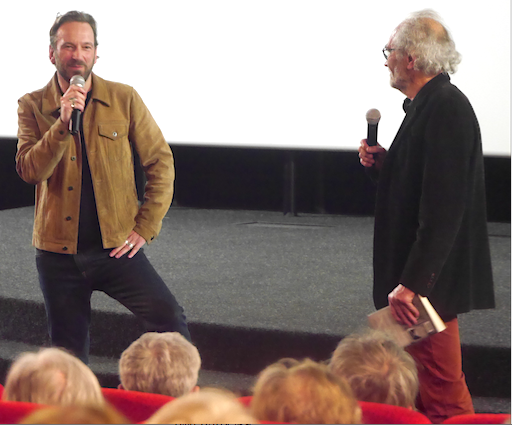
[16,11,190,363]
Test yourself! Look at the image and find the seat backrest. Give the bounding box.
[237,395,253,407]
[442,413,511,424]
[0,400,47,424]
[101,387,174,423]
[359,401,432,424]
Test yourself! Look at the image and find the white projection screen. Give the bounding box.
[2,0,510,155]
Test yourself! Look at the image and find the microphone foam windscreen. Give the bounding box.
[70,75,86,87]
[366,108,381,125]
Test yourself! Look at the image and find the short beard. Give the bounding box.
[55,57,93,84]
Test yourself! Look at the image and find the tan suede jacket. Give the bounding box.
[16,73,174,254]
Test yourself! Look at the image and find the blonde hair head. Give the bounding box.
[146,388,256,424]
[3,347,104,407]
[329,330,419,408]
[119,332,201,397]
[251,358,362,424]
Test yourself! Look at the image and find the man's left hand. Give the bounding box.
[109,230,146,259]
[388,284,420,327]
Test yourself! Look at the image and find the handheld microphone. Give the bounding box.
[366,108,381,147]
[69,75,85,135]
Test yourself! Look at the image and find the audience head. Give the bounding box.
[2,347,104,407]
[145,388,256,424]
[391,9,461,75]
[329,329,419,408]
[20,404,128,424]
[119,332,201,397]
[251,358,362,424]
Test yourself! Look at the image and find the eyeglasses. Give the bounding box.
[382,47,397,60]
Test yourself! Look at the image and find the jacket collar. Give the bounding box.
[41,72,111,116]
[403,73,450,114]
[386,73,451,158]
[41,74,63,116]
[90,73,111,107]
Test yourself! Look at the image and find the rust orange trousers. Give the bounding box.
[406,318,474,424]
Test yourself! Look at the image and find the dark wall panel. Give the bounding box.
[1,138,509,222]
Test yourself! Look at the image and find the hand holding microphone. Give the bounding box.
[60,75,86,134]
[359,108,387,169]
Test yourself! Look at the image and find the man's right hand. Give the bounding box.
[60,85,87,124]
[359,139,387,170]
[388,284,420,327]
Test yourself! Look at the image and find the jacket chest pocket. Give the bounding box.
[98,122,130,160]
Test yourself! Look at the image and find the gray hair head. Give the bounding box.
[392,9,461,75]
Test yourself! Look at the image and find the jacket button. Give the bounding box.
[71,156,76,161]
[68,186,73,191]
[65,216,72,221]
[62,246,68,251]
[113,132,118,137]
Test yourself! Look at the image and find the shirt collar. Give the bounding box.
[402,98,412,113]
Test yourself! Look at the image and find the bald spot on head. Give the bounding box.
[422,17,449,41]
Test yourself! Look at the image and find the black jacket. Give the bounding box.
[372,73,495,317]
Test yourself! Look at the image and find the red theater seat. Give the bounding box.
[238,395,253,407]
[101,387,174,423]
[359,401,432,424]
[442,413,511,424]
[0,401,47,424]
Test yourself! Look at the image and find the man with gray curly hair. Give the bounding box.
[119,332,201,397]
[359,10,495,423]
[389,9,461,76]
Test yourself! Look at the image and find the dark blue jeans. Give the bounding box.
[36,248,190,364]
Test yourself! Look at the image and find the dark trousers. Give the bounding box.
[36,248,190,364]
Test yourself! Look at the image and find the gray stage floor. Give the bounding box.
[0,206,509,349]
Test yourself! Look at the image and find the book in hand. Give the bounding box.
[367,295,446,347]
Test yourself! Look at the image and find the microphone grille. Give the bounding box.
[70,75,85,87]
[366,108,381,125]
